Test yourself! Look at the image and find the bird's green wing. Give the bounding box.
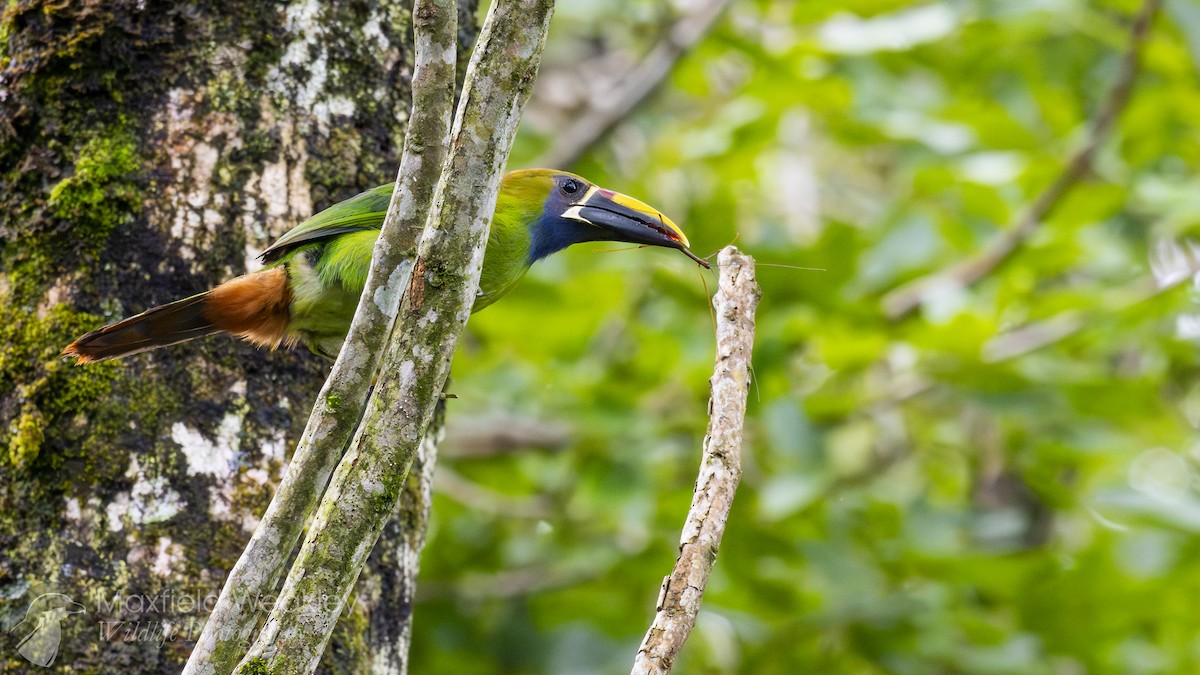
[259,184,394,263]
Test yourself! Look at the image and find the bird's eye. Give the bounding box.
[561,179,582,195]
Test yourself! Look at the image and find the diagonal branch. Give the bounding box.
[533,0,734,169]
[881,0,1162,320]
[182,1,457,672]
[236,1,556,671]
[368,398,446,675]
[982,262,1195,362]
[631,246,759,675]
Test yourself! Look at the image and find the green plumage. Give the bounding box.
[65,168,699,363]
[265,176,543,356]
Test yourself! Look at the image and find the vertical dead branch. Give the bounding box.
[631,246,760,675]
[880,0,1161,320]
[181,3,457,673]
[235,0,555,671]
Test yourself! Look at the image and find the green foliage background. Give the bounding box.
[410,0,1200,673]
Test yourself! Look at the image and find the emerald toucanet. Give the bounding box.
[64,169,706,362]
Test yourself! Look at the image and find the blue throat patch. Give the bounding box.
[527,212,595,264]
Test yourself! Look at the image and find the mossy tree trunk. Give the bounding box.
[0,1,475,672]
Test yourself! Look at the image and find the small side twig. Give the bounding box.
[631,246,759,675]
[533,0,734,169]
[881,0,1161,320]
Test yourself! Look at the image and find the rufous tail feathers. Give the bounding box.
[63,267,292,363]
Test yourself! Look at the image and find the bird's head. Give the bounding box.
[499,169,708,268]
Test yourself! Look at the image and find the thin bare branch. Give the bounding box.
[533,0,734,169]
[442,413,573,457]
[434,465,558,519]
[182,1,456,672]
[631,246,759,675]
[983,265,1192,362]
[236,1,555,671]
[417,563,606,602]
[881,0,1162,320]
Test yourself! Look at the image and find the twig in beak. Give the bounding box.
[679,245,712,269]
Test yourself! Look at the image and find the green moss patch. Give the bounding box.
[47,123,143,253]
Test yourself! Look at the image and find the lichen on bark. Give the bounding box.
[235,0,555,671]
[0,1,477,672]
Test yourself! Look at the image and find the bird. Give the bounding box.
[63,169,707,362]
[9,593,86,668]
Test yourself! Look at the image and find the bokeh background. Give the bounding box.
[412,0,1200,672]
